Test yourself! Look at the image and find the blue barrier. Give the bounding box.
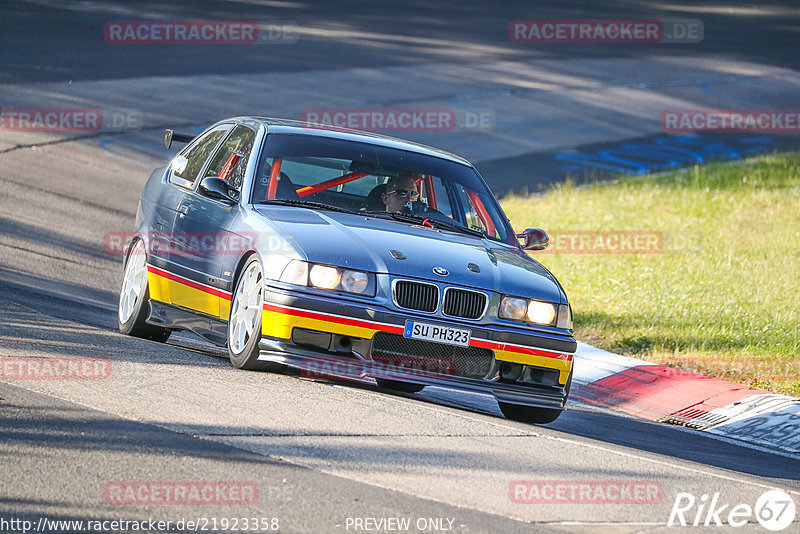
[556,135,773,175]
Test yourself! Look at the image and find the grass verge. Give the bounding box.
[501,153,800,396]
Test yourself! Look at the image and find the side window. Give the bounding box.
[170,126,230,189]
[203,125,256,190]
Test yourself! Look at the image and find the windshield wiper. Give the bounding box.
[260,199,362,215]
[365,211,486,238]
[426,217,486,238]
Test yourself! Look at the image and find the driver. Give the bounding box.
[381,173,420,213]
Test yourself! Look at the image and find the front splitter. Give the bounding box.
[258,338,568,410]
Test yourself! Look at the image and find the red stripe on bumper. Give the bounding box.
[262,302,572,361]
[263,302,405,334]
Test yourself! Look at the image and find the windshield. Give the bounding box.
[252,133,515,244]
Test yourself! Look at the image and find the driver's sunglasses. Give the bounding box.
[388,189,420,199]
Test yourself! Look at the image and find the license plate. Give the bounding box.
[403,320,471,347]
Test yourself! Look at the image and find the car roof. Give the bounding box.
[227,116,473,167]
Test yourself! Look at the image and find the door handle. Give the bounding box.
[178,206,189,219]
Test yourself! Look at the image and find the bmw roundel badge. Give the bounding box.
[432,266,449,276]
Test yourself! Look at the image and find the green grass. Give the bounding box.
[501,153,800,396]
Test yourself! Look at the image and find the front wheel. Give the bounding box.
[227,257,266,370]
[498,402,562,424]
[118,239,171,342]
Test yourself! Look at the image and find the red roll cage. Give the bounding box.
[263,162,495,237]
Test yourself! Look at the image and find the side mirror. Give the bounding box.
[199,176,238,203]
[517,228,549,251]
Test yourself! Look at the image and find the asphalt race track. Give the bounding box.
[1,1,799,532]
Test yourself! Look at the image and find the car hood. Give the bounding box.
[253,206,565,302]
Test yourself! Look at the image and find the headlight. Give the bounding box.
[278,260,373,295]
[499,295,565,327]
[309,264,341,289]
[499,297,528,321]
[340,269,369,294]
[527,300,556,325]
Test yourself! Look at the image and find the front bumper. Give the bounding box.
[259,285,576,410]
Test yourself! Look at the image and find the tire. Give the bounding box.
[227,256,269,370]
[375,379,425,393]
[118,239,171,342]
[499,366,573,424]
[498,402,562,424]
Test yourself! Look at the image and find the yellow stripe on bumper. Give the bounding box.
[261,303,572,383]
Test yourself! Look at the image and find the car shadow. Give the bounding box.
[320,376,800,483]
[2,266,797,484]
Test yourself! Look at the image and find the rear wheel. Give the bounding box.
[498,402,562,424]
[118,239,171,342]
[375,379,425,393]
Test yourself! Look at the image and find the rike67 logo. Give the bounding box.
[669,490,796,531]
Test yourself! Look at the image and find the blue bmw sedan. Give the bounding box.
[119,117,576,424]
